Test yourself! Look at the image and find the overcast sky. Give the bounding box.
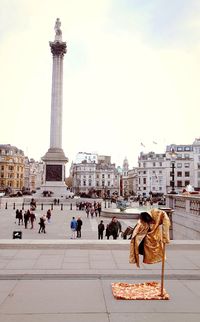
[1,0,200,174]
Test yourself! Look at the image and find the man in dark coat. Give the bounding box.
[76,217,83,238]
[98,220,105,239]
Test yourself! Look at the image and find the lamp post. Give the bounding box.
[170,148,176,194]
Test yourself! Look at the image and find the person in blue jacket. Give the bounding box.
[70,217,77,239]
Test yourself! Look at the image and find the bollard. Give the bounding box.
[13,203,15,210]
[5,202,7,209]
[22,203,24,210]
[70,203,72,210]
[41,203,43,210]
[51,204,53,210]
[61,204,63,210]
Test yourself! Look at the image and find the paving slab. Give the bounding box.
[0,280,106,314]
[0,313,109,322]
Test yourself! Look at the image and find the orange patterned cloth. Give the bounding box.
[112,281,169,300]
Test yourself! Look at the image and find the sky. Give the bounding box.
[1,0,200,175]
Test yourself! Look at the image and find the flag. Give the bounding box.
[141,142,145,147]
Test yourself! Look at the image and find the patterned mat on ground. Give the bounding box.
[112,281,169,300]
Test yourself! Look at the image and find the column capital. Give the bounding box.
[49,41,67,57]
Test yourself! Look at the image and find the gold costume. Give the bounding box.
[129,208,170,267]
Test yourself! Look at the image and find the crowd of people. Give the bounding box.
[15,201,125,240]
[15,208,52,234]
[76,201,102,217]
[69,215,123,240]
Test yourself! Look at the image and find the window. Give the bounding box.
[102,174,105,178]
[184,146,191,151]
[108,174,110,178]
[108,181,110,186]
[177,147,183,151]
[83,180,86,186]
[177,181,182,187]
[184,163,190,168]
[153,162,156,167]
[96,174,99,178]
[96,181,99,186]
[177,171,182,177]
[159,170,162,174]
[185,172,190,177]
[177,163,182,168]
[159,187,162,191]
[143,178,146,184]
[143,171,146,174]
[184,154,190,159]
[185,180,190,186]
[143,163,146,168]
[159,162,162,166]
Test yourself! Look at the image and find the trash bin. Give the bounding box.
[13,231,22,239]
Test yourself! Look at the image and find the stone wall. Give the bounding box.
[166,194,200,239]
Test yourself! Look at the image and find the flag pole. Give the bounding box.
[160,242,166,298]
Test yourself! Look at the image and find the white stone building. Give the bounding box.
[24,158,44,192]
[192,138,200,189]
[137,152,167,196]
[166,144,194,193]
[71,154,120,197]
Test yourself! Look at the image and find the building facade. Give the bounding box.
[0,144,25,192]
[71,154,120,197]
[137,152,167,196]
[24,158,44,192]
[166,144,194,193]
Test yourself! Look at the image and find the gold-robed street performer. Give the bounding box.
[112,208,171,300]
[129,208,170,267]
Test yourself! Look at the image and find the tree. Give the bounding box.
[65,176,73,188]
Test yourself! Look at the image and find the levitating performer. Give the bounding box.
[129,208,170,267]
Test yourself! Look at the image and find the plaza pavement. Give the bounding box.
[0,202,200,321]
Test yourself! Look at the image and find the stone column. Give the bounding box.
[41,19,68,196]
[49,41,66,149]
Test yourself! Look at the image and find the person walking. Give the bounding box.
[107,217,122,239]
[24,211,30,229]
[98,220,105,239]
[70,217,77,239]
[30,211,36,229]
[38,215,46,234]
[18,209,23,225]
[76,217,83,238]
[46,209,51,223]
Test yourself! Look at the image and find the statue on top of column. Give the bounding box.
[54,18,62,41]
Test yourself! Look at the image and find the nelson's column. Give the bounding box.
[41,18,68,196]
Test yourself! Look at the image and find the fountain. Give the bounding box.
[101,201,154,219]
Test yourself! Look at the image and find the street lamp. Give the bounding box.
[170,148,177,194]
